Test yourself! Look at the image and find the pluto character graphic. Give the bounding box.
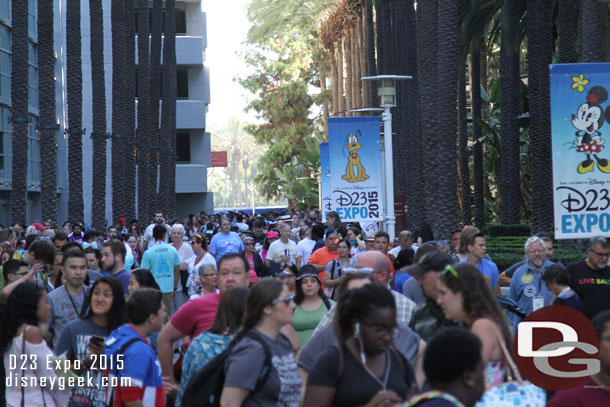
[571,85,610,173]
[342,130,369,183]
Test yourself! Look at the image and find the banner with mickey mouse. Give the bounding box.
[551,63,610,239]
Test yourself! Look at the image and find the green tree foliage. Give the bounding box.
[238,35,321,205]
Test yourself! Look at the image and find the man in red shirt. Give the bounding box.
[157,253,250,386]
[308,231,339,285]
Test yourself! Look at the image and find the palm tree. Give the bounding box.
[436,0,459,238]
[38,0,57,223]
[344,25,353,113]
[558,0,577,63]
[90,0,107,231]
[10,0,28,224]
[112,0,126,220]
[470,38,485,229]
[150,0,163,209]
[137,0,152,221]
[361,0,377,107]
[124,0,137,221]
[161,0,177,216]
[457,64,472,225]
[580,0,606,62]
[66,0,84,222]
[527,0,554,234]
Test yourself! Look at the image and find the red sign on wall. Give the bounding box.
[211,151,228,167]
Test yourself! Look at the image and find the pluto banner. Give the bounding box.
[328,117,383,222]
[550,63,610,238]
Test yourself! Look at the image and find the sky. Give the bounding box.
[202,0,254,129]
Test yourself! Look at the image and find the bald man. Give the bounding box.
[310,251,416,337]
[389,230,417,257]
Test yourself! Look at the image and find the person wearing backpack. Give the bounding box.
[220,278,302,406]
[303,283,417,407]
[104,288,166,407]
[291,265,334,352]
[175,287,248,407]
[323,239,356,300]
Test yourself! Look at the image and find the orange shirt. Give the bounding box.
[308,246,339,286]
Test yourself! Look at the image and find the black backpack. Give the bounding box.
[181,331,272,407]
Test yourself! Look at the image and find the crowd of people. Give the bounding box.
[0,210,610,406]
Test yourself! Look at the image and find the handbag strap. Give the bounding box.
[20,326,47,407]
[488,319,523,384]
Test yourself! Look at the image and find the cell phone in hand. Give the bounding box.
[89,335,105,348]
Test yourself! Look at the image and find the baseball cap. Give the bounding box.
[32,222,47,230]
[407,251,455,278]
[267,231,278,239]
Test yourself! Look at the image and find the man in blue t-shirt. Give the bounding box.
[141,225,180,321]
[209,217,244,260]
[101,239,131,294]
[509,236,554,330]
[460,232,500,295]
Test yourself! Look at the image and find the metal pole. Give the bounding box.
[382,106,395,241]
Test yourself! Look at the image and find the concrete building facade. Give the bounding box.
[0,0,212,227]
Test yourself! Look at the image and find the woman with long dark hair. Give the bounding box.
[175,286,248,406]
[54,276,127,406]
[437,263,512,386]
[1,282,70,406]
[304,284,416,407]
[220,278,302,406]
[291,266,333,352]
[323,239,356,300]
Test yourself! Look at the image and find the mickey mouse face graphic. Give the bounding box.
[572,102,604,135]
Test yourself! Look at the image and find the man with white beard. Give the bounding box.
[509,236,554,330]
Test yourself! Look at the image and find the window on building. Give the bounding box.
[28,0,37,40]
[27,116,40,184]
[0,107,10,179]
[176,133,190,162]
[0,24,10,101]
[28,41,38,110]
[177,69,188,99]
[0,0,9,23]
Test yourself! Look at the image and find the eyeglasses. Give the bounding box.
[244,242,254,245]
[190,240,201,245]
[589,248,610,258]
[442,265,458,277]
[360,320,398,337]
[527,249,545,254]
[272,293,295,305]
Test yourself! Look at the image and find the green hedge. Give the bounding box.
[486,235,584,270]
[483,224,532,237]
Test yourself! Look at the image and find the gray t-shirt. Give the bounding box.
[402,277,426,305]
[298,324,420,373]
[55,317,109,407]
[47,285,89,347]
[224,330,301,407]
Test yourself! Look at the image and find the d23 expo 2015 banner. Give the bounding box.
[328,116,383,222]
[551,63,610,239]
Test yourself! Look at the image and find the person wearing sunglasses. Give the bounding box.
[437,263,513,387]
[221,278,302,407]
[304,283,417,407]
[242,235,268,283]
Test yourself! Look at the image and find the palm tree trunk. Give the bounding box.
[352,23,361,109]
[67,0,84,222]
[500,33,521,225]
[10,0,28,224]
[580,0,605,62]
[137,0,151,221]
[436,0,458,239]
[150,0,163,210]
[329,46,339,114]
[458,64,471,225]
[320,72,329,137]
[344,28,353,114]
[90,0,107,231]
[417,0,439,230]
[558,0,576,63]
[112,0,126,220]
[337,41,346,115]
[377,0,394,74]
[356,10,365,107]
[162,0,177,216]
[528,0,554,234]
[362,0,377,107]
[469,37,485,229]
[124,0,137,220]
[38,0,57,222]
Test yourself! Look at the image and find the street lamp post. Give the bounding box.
[361,75,411,242]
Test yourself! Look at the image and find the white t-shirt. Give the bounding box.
[236,222,250,232]
[389,244,417,257]
[267,239,299,266]
[297,237,316,265]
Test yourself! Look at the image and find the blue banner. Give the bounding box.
[320,142,332,222]
[550,63,610,238]
[328,116,383,222]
